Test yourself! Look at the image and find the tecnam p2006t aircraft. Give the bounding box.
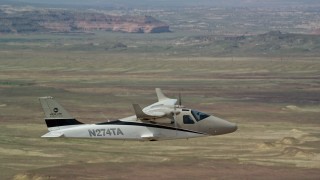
[39,88,237,141]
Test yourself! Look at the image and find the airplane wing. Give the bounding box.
[132,88,177,121]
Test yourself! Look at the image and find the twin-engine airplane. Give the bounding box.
[39,88,237,141]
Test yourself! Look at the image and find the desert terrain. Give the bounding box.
[0,48,319,179]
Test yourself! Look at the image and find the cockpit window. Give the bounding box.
[191,110,209,121]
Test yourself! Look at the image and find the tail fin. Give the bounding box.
[155,88,169,101]
[39,96,83,131]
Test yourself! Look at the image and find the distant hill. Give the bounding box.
[1,0,320,9]
[177,31,320,56]
[0,7,170,33]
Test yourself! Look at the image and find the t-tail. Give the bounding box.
[39,97,84,133]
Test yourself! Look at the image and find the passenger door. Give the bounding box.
[177,109,198,132]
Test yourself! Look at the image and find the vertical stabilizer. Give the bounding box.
[155,88,169,101]
[39,96,73,119]
[39,97,83,131]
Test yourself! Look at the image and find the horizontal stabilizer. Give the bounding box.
[41,131,64,138]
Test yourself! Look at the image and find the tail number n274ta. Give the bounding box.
[88,128,124,137]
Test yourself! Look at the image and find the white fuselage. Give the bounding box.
[42,120,207,141]
[40,89,237,141]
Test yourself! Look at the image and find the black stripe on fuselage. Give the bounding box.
[45,118,83,128]
[96,120,206,135]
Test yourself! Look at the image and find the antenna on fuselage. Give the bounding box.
[178,92,182,106]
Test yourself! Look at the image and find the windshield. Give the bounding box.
[191,110,209,121]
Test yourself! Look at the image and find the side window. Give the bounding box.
[183,115,195,124]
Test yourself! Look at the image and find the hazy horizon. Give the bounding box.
[1,0,320,9]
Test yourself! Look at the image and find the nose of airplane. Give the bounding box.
[208,116,237,135]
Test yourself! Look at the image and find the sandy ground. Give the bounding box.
[0,54,319,179]
[13,160,320,180]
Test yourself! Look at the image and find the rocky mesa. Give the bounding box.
[0,7,170,33]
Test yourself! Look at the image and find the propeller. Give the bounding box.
[173,91,183,135]
[169,90,184,135]
[173,103,178,136]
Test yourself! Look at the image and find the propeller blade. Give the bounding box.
[173,105,177,135]
[178,92,182,106]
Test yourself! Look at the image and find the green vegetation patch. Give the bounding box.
[0,80,34,86]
